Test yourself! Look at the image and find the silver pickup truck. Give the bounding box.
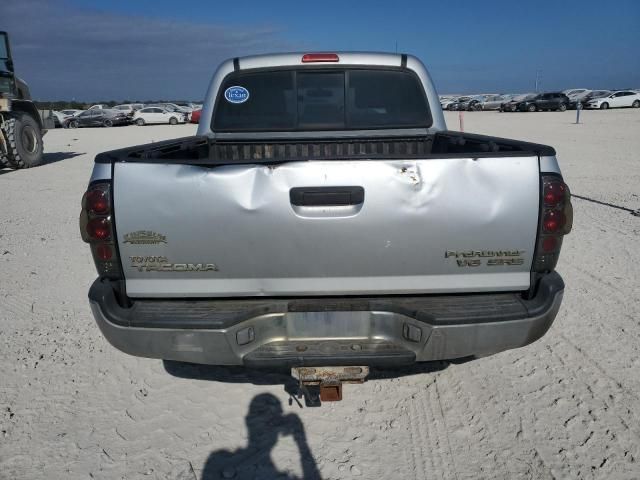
[82,52,572,380]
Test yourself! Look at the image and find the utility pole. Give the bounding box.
[535,70,541,92]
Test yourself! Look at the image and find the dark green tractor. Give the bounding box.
[0,31,50,169]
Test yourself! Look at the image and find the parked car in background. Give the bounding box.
[453,95,487,111]
[149,103,191,113]
[64,108,129,128]
[482,94,512,111]
[501,93,536,112]
[147,103,192,121]
[516,92,570,112]
[585,90,640,109]
[189,109,201,124]
[60,109,83,117]
[51,111,67,128]
[563,88,589,99]
[568,90,609,109]
[87,104,109,111]
[440,96,460,110]
[175,102,199,112]
[447,96,473,111]
[133,107,186,125]
[113,104,144,116]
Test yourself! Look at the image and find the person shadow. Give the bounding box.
[201,393,321,480]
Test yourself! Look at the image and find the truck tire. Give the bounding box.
[4,114,44,169]
[0,148,10,168]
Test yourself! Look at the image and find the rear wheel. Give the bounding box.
[136,118,145,126]
[600,102,609,110]
[68,119,78,128]
[527,104,536,112]
[0,152,9,168]
[103,119,113,127]
[169,117,178,125]
[632,100,640,108]
[4,114,44,169]
[558,103,567,112]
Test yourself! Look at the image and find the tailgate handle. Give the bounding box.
[290,186,364,207]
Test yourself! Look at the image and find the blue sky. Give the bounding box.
[1,0,638,100]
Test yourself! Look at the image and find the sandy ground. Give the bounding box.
[1,110,639,480]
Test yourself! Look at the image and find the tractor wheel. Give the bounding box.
[0,144,10,167]
[5,114,44,168]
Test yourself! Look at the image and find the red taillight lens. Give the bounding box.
[543,210,566,233]
[95,244,113,260]
[534,175,572,273]
[85,189,109,215]
[86,217,111,241]
[301,53,339,63]
[81,181,121,279]
[543,181,566,205]
[542,237,558,252]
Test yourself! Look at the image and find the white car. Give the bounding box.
[132,107,186,125]
[585,90,640,109]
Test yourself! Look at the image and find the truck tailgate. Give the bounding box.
[113,156,540,298]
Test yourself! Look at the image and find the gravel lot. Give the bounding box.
[1,110,639,479]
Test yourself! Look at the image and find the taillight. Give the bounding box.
[533,175,573,272]
[301,53,340,63]
[543,181,567,205]
[85,189,109,215]
[86,217,111,240]
[80,182,122,279]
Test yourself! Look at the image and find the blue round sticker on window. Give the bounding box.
[224,86,249,104]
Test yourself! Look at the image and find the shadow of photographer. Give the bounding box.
[202,393,321,480]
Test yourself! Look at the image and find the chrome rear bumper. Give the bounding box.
[89,273,563,366]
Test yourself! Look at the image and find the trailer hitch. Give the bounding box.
[291,366,369,402]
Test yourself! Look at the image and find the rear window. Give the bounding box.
[212,68,432,131]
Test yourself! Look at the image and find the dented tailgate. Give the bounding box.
[112,155,540,298]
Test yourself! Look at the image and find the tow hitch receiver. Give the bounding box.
[291,366,369,402]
